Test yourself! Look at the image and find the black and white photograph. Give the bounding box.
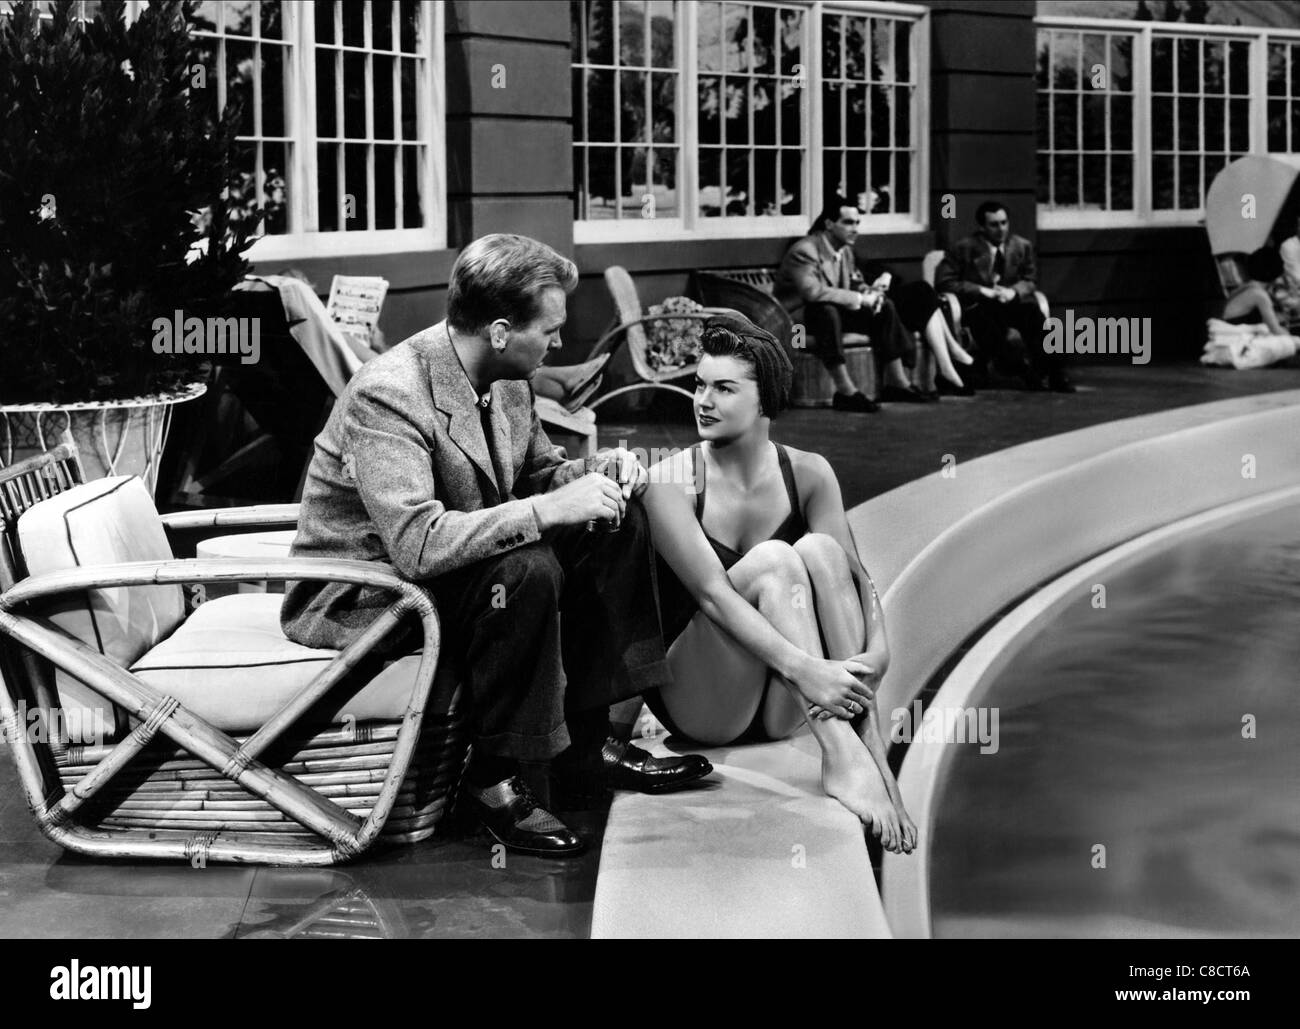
[0,0,1296,967]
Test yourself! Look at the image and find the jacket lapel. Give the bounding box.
[426,322,502,503]
[815,233,841,287]
[486,381,516,500]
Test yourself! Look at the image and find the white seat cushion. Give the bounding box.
[130,593,423,733]
[18,476,184,741]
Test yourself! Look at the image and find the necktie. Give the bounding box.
[992,246,1006,284]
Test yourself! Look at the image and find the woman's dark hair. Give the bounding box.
[1245,245,1282,283]
[700,313,793,418]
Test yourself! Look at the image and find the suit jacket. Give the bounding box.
[935,233,1038,305]
[773,231,867,317]
[281,321,585,650]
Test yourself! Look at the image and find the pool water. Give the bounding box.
[929,502,1300,938]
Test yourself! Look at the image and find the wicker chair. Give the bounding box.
[588,265,736,410]
[690,266,874,407]
[0,444,469,866]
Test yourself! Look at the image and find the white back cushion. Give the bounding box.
[17,476,184,741]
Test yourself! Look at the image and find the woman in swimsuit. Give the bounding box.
[642,313,917,854]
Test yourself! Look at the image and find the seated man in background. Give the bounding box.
[281,233,711,858]
[936,201,1075,393]
[775,195,930,412]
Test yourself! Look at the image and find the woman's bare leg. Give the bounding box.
[938,309,975,365]
[660,540,904,851]
[923,310,964,388]
[1224,282,1286,335]
[793,533,918,853]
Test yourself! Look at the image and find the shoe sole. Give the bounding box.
[619,761,715,794]
[479,822,588,858]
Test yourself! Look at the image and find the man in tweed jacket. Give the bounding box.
[282,234,711,856]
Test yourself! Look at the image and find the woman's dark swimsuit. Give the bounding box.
[646,441,808,744]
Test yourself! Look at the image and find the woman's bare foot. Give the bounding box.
[819,731,904,853]
[860,702,919,854]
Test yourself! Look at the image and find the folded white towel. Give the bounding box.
[1201,332,1299,369]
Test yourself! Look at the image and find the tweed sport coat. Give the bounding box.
[281,321,586,650]
[773,231,868,318]
[934,233,1039,305]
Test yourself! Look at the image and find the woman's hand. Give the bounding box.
[793,656,875,720]
[806,649,888,720]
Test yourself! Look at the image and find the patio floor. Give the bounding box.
[2,361,1298,939]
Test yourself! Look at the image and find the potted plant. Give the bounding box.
[0,0,274,492]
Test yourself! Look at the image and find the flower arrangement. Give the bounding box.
[644,295,707,372]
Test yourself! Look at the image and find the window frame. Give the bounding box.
[572,0,930,244]
[1036,15,1300,230]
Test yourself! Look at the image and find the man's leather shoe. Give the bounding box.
[602,737,713,794]
[465,776,586,857]
[831,391,880,413]
[879,383,928,404]
[1049,372,1077,393]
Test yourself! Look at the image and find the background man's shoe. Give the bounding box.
[602,738,713,794]
[465,776,586,857]
[1049,372,1077,393]
[831,391,880,413]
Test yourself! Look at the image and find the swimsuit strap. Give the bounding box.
[774,443,801,514]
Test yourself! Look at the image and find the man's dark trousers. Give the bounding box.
[800,298,916,374]
[964,295,1064,382]
[426,499,670,765]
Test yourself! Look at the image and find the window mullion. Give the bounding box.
[297,4,319,234]
[1135,25,1151,220]
[1249,33,1267,154]
[683,1,699,231]
[808,6,823,218]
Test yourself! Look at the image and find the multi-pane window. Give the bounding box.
[1267,40,1300,153]
[822,10,914,217]
[312,0,427,232]
[571,0,681,222]
[697,1,806,220]
[188,0,444,255]
[571,0,927,239]
[1150,33,1251,213]
[1037,28,1135,214]
[1037,19,1300,225]
[190,2,293,235]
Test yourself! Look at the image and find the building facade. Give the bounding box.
[211,0,1300,362]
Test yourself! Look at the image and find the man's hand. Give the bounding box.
[994,285,1017,303]
[598,447,649,499]
[532,472,626,530]
[859,286,885,314]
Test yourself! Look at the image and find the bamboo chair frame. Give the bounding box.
[0,448,468,866]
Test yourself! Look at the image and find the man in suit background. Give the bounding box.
[282,234,711,857]
[774,194,929,411]
[935,200,1074,393]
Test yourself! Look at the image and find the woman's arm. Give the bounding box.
[799,452,890,675]
[644,459,871,715]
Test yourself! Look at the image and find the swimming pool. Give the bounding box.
[928,501,1300,938]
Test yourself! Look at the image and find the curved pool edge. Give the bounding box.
[879,483,1300,939]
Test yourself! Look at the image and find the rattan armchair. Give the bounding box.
[0,446,469,866]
